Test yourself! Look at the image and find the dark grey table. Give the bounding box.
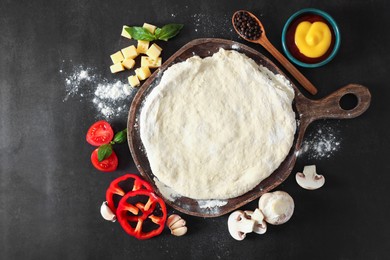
[1,0,389,259]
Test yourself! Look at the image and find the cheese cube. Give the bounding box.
[121,58,136,69]
[110,63,125,73]
[121,25,132,39]
[135,66,151,80]
[143,23,157,34]
[128,75,140,88]
[146,43,162,60]
[110,51,124,64]
[121,45,138,59]
[137,40,149,54]
[141,56,162,68]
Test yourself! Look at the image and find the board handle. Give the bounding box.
[297,84,371,123]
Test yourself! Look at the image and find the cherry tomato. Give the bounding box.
[86,120,114,146]
[91,148,118,172]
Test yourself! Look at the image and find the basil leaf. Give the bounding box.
[155,27,161,36]
[113,129,127,144]
[98,144,113,162]
[155,24,183,41]
[125,26,156,41]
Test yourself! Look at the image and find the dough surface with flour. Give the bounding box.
[140,49,296,199]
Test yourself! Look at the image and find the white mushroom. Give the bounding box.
[244,208,267,234]
[100,201,116,222]
[258,191,294,225]
[296,165,325,190]
[167,214,187,236]
[227,210,256,240]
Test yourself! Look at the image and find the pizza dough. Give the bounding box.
[140,49,296,199]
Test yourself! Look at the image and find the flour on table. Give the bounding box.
[198,200,228,209]
[299,125,341,159]
[61,63,136,119]
[140,49,296,200]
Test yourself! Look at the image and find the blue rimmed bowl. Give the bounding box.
[281,8,341,68]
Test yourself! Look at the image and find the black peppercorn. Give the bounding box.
[234,11,262,40]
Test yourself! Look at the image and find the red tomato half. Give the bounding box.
[91,148,118,172]
[86,120,114,146]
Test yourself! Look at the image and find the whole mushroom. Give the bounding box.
[258,191,294,225]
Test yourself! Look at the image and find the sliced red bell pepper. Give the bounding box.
[106,174,153,214]
[116,189,167,240]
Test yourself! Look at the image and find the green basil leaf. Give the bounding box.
[155,27,161,36]
[113,128,127,144]
[125,26,156,41]
[155,24,183,41]
[98,144,113,162]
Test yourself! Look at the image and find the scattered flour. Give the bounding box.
[198,200,228,209]
[61,64,136,119]
[191,13,233,36]
[299,125,341,160]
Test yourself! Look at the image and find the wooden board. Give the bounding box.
[127,38,371,217]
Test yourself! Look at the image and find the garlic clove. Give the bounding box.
[100,201,116,222]
[166,214,182,227]
[171,226,188,236]
[167,214,188,237]
[170,219,186,230]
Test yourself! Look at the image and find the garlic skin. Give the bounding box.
[100,201,116,222]
[167,214,187,236]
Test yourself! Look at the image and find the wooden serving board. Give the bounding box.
[127,38,371,217]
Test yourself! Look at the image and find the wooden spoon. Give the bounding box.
[232,10,318,95]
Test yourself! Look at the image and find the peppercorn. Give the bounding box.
[234,11,262,40]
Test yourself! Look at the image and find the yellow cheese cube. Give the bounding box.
[143,23,157,34]
[121,45,138,59]
[110,51,124,64]
[146,43,162,60]
[128,75,140,88]
[137,40,149,54]
[121,58,136,69]
[121,25,132,39]
[141,56,162,68]
[135,66,151,80]
[110,63,124,73]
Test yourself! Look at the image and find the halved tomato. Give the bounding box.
[91,148,118,172]
[86,120,114,146]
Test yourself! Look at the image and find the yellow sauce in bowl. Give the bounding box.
[294,21,332,58]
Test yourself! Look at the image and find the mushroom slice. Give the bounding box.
[296,165,325,190]
[258,191,294,225]
[244,209,267,234]
[228,210,256,241]
[100,201,116,222]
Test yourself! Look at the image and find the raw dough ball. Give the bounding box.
[140,49,296,199]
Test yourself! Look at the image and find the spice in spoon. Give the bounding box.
[233,11,262,40]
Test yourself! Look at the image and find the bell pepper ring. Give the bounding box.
[106,174,153,214]
[117,189,167,240]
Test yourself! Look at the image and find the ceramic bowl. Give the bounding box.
[281,8,341,68]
